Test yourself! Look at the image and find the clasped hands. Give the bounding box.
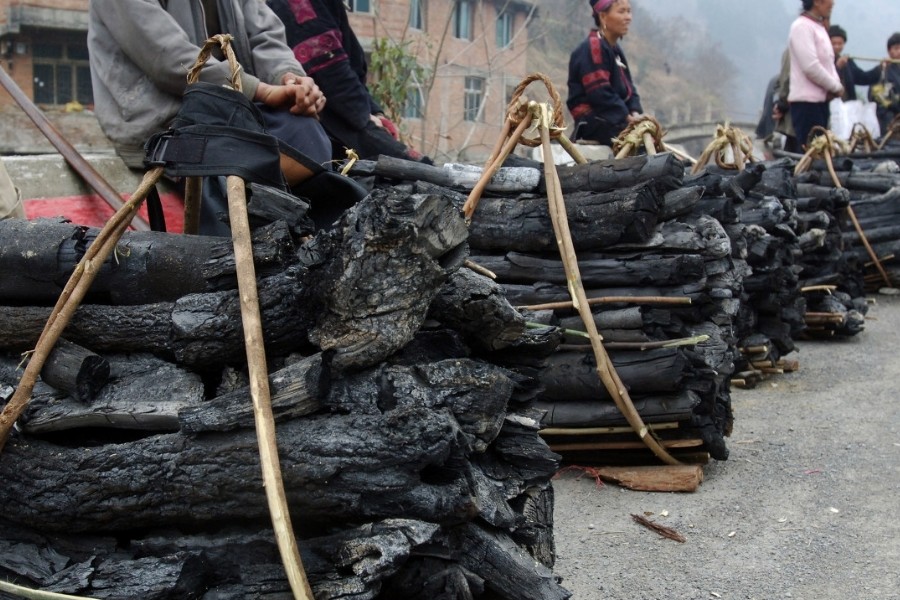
[254,74,326,117]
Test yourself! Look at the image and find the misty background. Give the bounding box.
[622,0,900,122]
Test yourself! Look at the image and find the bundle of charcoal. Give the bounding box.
[395,154,737,464]
[794,158,900,292]
[683,160,805,383]
[0,189,571,600]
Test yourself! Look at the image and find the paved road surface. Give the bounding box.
[552,295,900,599]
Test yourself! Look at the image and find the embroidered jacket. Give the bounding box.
[566,29,642,145]
[268,0,383,148]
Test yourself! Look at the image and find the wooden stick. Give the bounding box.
[548,438,703,452]
[0,580,99,600]
[597,465,703,493]
[540,423,680,436]
[558,133,589,165]
[182,176,203,235]
[517,296,692,311]
[844,55,900,64]
[631,513,687,543]
[800,285,837,293]
[464,259,497,280]
[226,175,313,600]
[556,334,710,352]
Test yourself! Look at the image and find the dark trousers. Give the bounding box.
[790,101,830,150]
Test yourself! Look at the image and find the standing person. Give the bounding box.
[87,0,331,186]
[829,25,881,101]
[773,47,802,153]
[787,0,844,150]
[566,0,643,147]
[266,0,428,163]
[869,32,900,133]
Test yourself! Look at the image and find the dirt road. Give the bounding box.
[551,295,900,599]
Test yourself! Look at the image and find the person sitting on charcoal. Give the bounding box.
[88,0,332,187]
[566,0,643,147]
[829,25,881,101]
[266,0,429,163]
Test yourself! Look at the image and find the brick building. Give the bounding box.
[0,0,535,162]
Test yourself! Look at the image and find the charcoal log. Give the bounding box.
[537,347,690,402]
[303,188,468,372]
[469,252,706,288]
[19,353,203,433]
[428,267,526,352]
[0,271,316,366]
[545,152,685,194]
[0,218,297,305]
[603,215,732,259]
[535,390,701,427]
[0,359,550,534]
[467,182,663,252]
[40,337,109,403]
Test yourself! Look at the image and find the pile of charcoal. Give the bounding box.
[0,190,571,600]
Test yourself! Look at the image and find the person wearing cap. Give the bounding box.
[787,0,844,149]
[868,32,900,133]
[566,0,643,147]
[829,25,881,101]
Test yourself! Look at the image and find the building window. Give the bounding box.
[409,0,425,30]
[403,84,424,119]
[496,9,513,48]
[454,0,473,40]
[32,39,93,106]
[463,76,484,122]
[348,0,372,13]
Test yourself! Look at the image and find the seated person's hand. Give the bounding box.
[256,76,326,117]
[626,112,642,125]
[371,113,400,139]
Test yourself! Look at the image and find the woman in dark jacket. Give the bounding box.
[267,0,426,162]
[566,0,643,146]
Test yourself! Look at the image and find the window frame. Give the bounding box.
[463,75,485,122]
[454,0,474,41]
[496,8,513,49]
[31,37,93,106]
[409,0,425,30]
[347,0,374,15]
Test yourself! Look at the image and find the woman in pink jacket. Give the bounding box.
[788,0,844,149]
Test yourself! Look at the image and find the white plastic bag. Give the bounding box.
[829,98,880,140]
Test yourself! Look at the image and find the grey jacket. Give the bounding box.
[88,0,306,163]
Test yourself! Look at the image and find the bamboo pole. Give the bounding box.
[226,175,313,600]
[226,173,313,598]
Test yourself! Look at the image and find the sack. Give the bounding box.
[829,99,881,140]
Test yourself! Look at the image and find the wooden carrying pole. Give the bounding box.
[226,175,314,600]
[0,65,151,231]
